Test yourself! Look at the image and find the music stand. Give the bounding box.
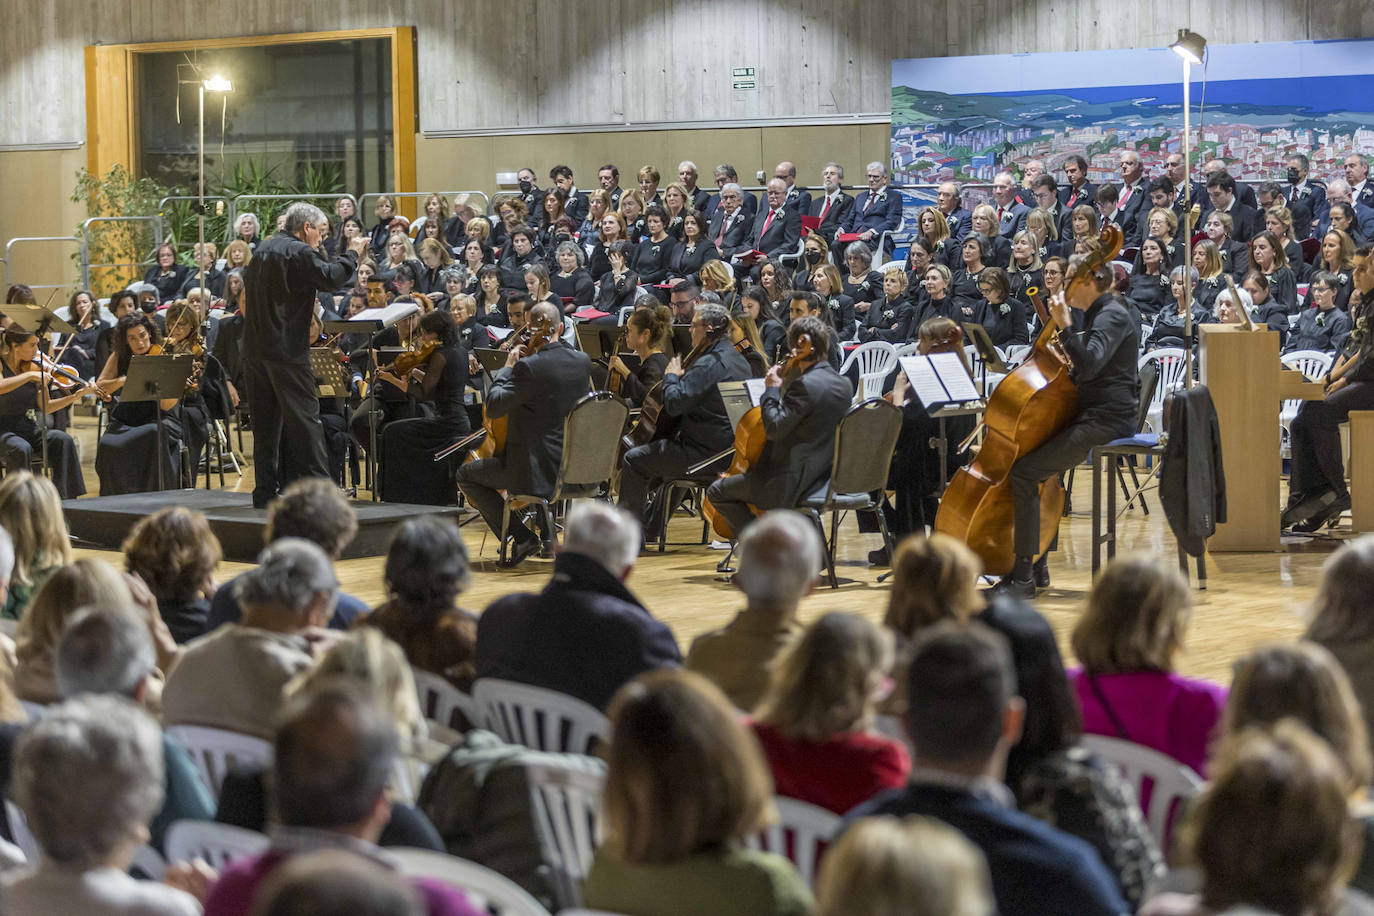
[309,348,350,399]
[3,299,77,478]
[122,353,195,492]
[960,322,1009,393]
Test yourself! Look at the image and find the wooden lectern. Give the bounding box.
[1199,325,1325,550]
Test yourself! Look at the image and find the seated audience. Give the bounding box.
[358,517,477,692]
[583,669,812,916]
[1306,535,1374,750]
[1068,555,1227,775]
[122,506,221,644]
[162,539,338,739]
[8,695,207,915]
[15,558,133,704]
[846,622,1130,916]
[54,606,216,853]
[202,682,482,916]
[206,479,366,632]
[686,510,821,711]
[0,471,72,621]
[751,612,910,813]
[815,815,994,916]
[249,849,425,916]
[477,502,679,711]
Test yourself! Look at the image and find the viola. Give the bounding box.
[933,224,1123,575]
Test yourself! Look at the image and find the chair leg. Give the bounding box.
[1062,467,1075,516]
[874,501,895,562]
[1091,450,1103,576]
[1126,462,1147,514]
[810,510,838,589]
[499,498,511,564]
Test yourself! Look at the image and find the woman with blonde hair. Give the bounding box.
[1069,554,1226,774]
[699,258,737,312]
[619,189,648,242]
[636,164,662,205]
[815,815,994,916]
[223,239,253,272]
[15,558,133,703]
[584,669,811,916]
[1190,239,1226,312]
[122,506,221,644]
[661,181,692,239]
[884,532,983,641]
[0,471,72,621]
[1024,208,1059,261]
[916,205,956,268]
[970,203,1011,266]
[751,613,909,813]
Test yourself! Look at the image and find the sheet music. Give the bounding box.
[488,325,514,340]
[899,356,954,408]
[744,378,767,406]
[343,302,420,327]
[928,351,981,401]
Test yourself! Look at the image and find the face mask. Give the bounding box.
[805,250,822,265]
[1287,167,1300,184]
[518,180,532,194]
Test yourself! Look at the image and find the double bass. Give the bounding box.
[933,224,1123,575]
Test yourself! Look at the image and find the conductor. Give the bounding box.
[242,202,365,507]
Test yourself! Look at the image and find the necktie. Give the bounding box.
[865,194,876,214]
[715,214,728,247]
[762,209,777,238]
[820,196,832,221]
[1120,184,1132,207]
[997,206,1005,223]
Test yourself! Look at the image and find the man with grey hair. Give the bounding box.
[55,607,216,852]
[809,161,853,245]
[162,538,341,737]
[686,510,822,710]
[677,160,710,211]
[706,164,758,222]
[747,178,802,260]
[7,695,203,914]
[843,161,903,258]
[617,301,752,537]
[476,501,680,711]
[706,182,751,258]
[243,200,367,508]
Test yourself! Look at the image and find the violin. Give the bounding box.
[386,339,440,376]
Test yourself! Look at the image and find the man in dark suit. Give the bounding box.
[1163,153,1203,217]
[456,302,592,566]
[1207,171,1262,242]
[1345,153,1374,210]
[1029,175,1070,240]
[1057,155,1096,210]
[705,164,758,222]
[748,179,803,259]
[598,163,624,210]
[703,316,854,537]
[774,161,813,215]
[618,302,752,538]
[1115,150,1148,247]
[808,162,854,246]
[844,162,904,259]
[937,181,972,246]
[1287,153,1326,237]
[475,501,681,711]
[677,160,713,212]
[1013,159,1045,208]
[549,164,589,225]
[707,183,752,259]
[845,622,1131,916]
[991,171,1030,238]
[1202,159,1258,211]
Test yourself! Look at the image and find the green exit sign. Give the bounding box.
[732,67,756,90]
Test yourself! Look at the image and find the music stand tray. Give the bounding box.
[309,348,350,399]
[960,322,1010,373]
[122,353,196,492]
[2,302,75,336]
[471,348,509,374]
[575,325,627,361]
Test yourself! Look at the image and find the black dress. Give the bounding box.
[95,356,183,495]
[551,269,595,309]
[611,352,669,408]
[597,270,640,315]
[668,241,720,281]
[0,361,85,499]
[380,343,472,505]
[144,266,192,302]
[57,320,107,380]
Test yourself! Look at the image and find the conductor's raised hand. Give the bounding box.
[348,235,369,257]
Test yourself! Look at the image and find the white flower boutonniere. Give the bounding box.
[999,303,1011,316]
[1316,312,1327,327]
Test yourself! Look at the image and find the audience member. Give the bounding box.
[163,539,339,739]
[815,815,994,916]
[0,471,72,621]
[1069,554,1227,775]
[14,558,132,704]
[249,848,424,916]
[122,506,222,644]
[685,510,821,711]
[205,479,364,632]
[358,517,477,692]
[751,612,910,813]
[846,622,1130,916]
[583,669,812,916]
[476,502,679,711]
[1306,535,1374,750]
[8,695,206,914]
[202,681,482,916]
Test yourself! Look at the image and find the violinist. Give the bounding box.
[702,315,853,539]
[456,302,591,566]
[606,304,672,408]
[617,302,751,539]
[164,302,211,486]
[495,293,531,352]
[307,311,352,486]
[376,309,472,505]
[347,301,429,460]
[94,313,183,495]
[0,327,88,498]
[992,253,1140,598]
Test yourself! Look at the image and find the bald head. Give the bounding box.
[1120,150,1143,184]
[1204,158,1229,176]
[529,301,562,328]
[774,161,797,185]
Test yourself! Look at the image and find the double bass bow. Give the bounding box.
[933,224,1123,576]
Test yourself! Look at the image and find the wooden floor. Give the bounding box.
[61,411,1351,685]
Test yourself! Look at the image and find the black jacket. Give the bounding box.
[596,270,640,315]
[630,235,679,285]
[741,362,853,508]
[1060,293,1139,428]
[668,240,720,280]
[550,269,595,309]
[485,340,591,496]
[242,232,357,365]
[475,552,682,712]
[1160,384,1226,557]
[706,208,751,259]
[661,336,752,452]
[808,192,855,244]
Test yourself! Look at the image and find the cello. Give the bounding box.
[699,332,815,540]
[933,224,1123,576]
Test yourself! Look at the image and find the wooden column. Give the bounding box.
[1351,412,1374,533]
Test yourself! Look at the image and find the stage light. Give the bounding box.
[203,75,233,92]
[1171,30,1206,66]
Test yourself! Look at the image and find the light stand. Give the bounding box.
[1172,29,1206,391]
[197,76,233,328]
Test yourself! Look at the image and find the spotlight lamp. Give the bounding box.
[1171,30,1206,66]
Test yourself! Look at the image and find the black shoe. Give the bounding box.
[868,546,891,567]
[988,574,1037,600]
[499,537,541,568]
[1282,488,1336,529]
[1294,493,1351,533]
[1033,556,1050,589]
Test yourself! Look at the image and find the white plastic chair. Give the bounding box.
[471,679,609,755]
[525,763,605,910]
[1081,734,1203,849]
[163,820,270,870]
[1138,347,1188,433]
[130,844,167,879]
[893,341,922,359]
[1280,349,1334,456]
[1112,258,1134,276]
[413,669,481,731]
[390,848,552,916]
[164,725,273,796]
[838,340,899,402]
[743,796,842,887]
[1002,344,1031,367]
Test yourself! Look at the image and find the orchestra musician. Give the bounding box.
[616,302,752,539]
[992,253,1140,597]
[701,315,853,538]
[94,313,183,495]
[0,327,89,498]
[347,302,428,458]
[456,302,592,567]
[307,311,353,486]
[605,304,672,408]
[163,302,211,487]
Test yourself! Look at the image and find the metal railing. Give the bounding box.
[5,236,85,298]
[226,193,360,242]
[357,191,492,226]
[157,195,230,251]
[80,215,165,290]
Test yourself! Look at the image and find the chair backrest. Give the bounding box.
[525,762,606,911]
[555,392,631,493]
[1002,343,1031,367]
[1081,734,1203,850]
[413,669,481,732]
[824,398,904,497]
[164,725,274,796]
[1134,359,1159,433]
[163,820,270,871]
[616,305,634,326]
[838,341,898,401]
[471,679,609,755]
[892,341,922,359]
[742,797,842,887]
[1112,258,1134,276]
[390,848,553,916]
[1281,349,1334,383]
[1138,347,1187,412]
[1300,236,1321,263]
